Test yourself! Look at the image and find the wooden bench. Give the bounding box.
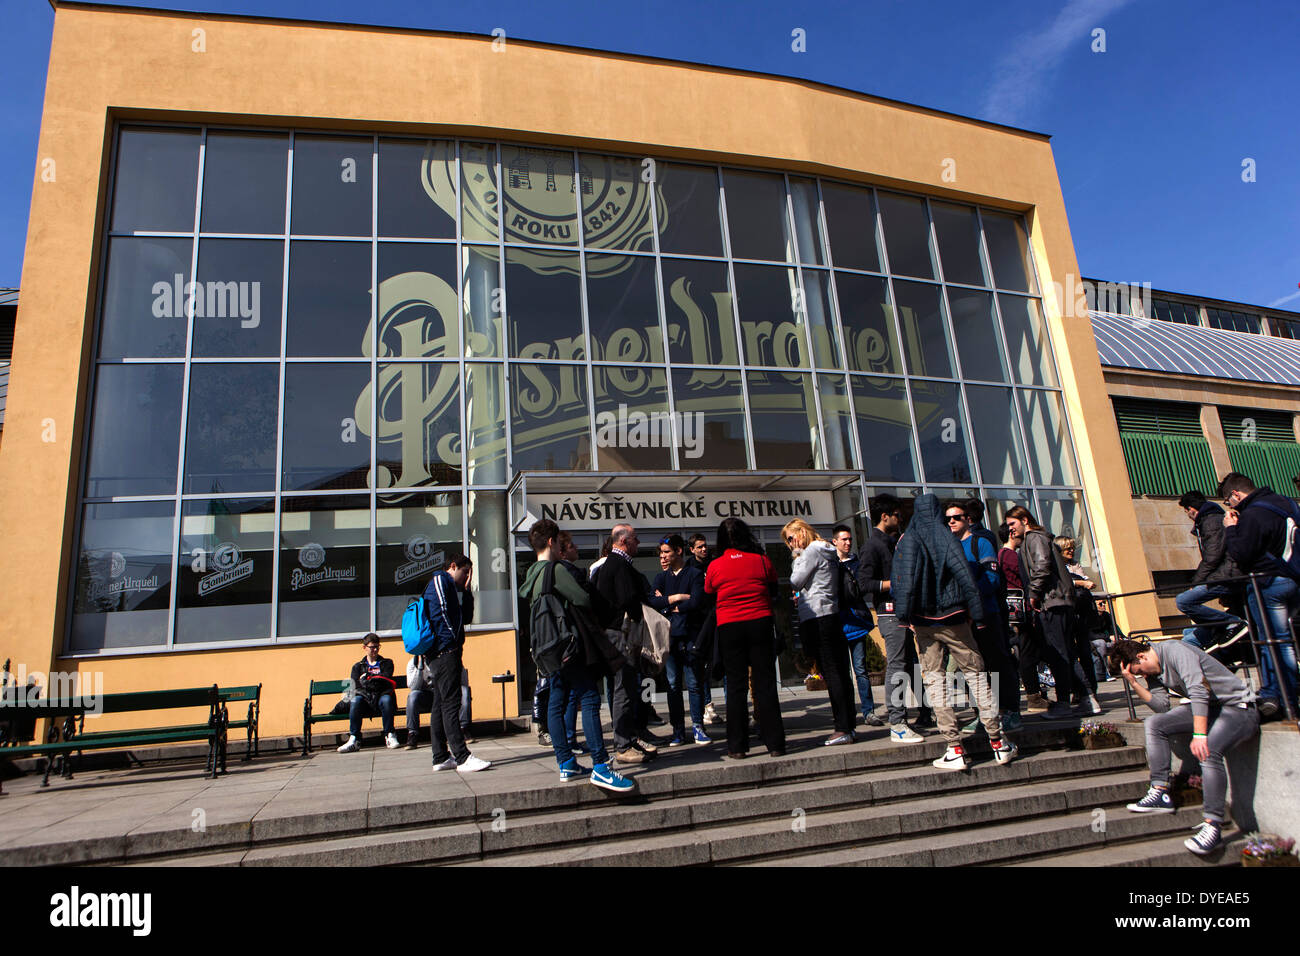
[302,676,408,756]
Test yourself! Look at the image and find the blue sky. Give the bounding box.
[2,0,1297,309]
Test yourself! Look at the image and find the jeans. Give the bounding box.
[848,638,877,720]
[428,649,471,765]
[800,615,856,735]
[878,612,924,726]
[1177,583,1244,648]
[913,620,1002,744]
[547,661,609,766]
[971,612,1021,714]
[1091,638,1112,682]
[1145,703,1259,824]
[718,615,785,754]
[664,637,707,734]
[1244,576,1299,707]
[349,693,396,738]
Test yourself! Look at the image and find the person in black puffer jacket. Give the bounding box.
[1174,490,1246,650]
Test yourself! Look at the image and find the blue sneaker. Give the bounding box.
[558,758,590,781]
[692,726,712,745]
[667,733,687,747]
[590,763,636,794]
[1126,786,1175,814]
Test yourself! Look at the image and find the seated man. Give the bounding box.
[403,655,472,749]
[1112,639,1259,856]
[338,633,399,752]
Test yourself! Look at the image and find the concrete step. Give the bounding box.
[1007,832,1247,867]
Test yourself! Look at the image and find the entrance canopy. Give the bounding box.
[509,471,864,534]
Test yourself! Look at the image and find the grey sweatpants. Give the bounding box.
[1145,703,1259,824]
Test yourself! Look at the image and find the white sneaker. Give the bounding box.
[992,737,1019,765]
[431,757,458,771]
[932,745,968,772]
[889,723,924,744]
[337,736,359,754]
[385,733,400,749]
[704,703,719,725]
[1077,695,1103,716]
[456,754,492,773]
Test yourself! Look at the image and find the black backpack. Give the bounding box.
[837,560,874,623]
[529,562,580,678]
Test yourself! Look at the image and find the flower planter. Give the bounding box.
[1242,854,1300,867]
[1081,732,1125,750]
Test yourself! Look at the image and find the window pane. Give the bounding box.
[912,379,974,483]
[671,368,748,469]
[98,237,192,359]
[291,135,372,237]
[1036,489,1096,578]
[821,182,880,272]
[506,249,583,358]
[377,491,463,630]
[965,384,1027,485]
[893,280,954,378]
[931,201,986,286]
[283,363,374,492]
[592,366,672,470]
[801,270,840,369]
[510,363,591,471]
[200,131,287,235]
[1019,389,1079,486]
[70,501,173,650]
[654,162,723,257]
[286,241,372,357]
[191,239,285,358]
[580,153,656,252]
[278,495,371,638]
[789,177,825,265]
[661,257,739,367]
[176,497,274,644]
[982,212,1036,293]
[112,127,200,233]
[460,141,499,242]
[748,370,817,469]
[586,254,663,363]
[468,490,512,624]
[465,363,507,485]
[374,361,461,489]
[835,272,899,374]
[183,363,279,495]
[463,245,503,358]
[877,192,935,279]
[852,375,917,481]
[723,169,792,262]
[502,145,578,246]
[947,288,1007,382]
[379,138,457,239]
[84,364,183,497]
[734,264,807,368]
[998,294,1057,386]
[376,242,460,358]
[984,490,1034,535]
[818,373,856,470]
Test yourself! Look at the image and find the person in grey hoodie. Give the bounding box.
[785,519,857,745]
[1112,638,1258,856]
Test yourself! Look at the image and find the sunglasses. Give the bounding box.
[945,515,966,523]
[785,535,797,543]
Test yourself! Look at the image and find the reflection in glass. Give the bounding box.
[801,270,841,369]
[286,241,371,357]
[278,495,371,638]
[586,254,663,363]
[510,363,591,471]
[930,201,987,287]
[723,169,792,262]
[465,363,507,485]
[984,490,1033,538]
[70,501,173,650]
[379,138,457,239]
[747,371,817,469]
[200,131,288,235]
[507,249,583,358]
[964,384,1027,485]
[852,376,916,481]
[463,245,503,358]
[183,363,279,495]
[502,146,578,246]
[176,498,274,644]
[670,368,748,469]
[291,135,372,237]
[835,272,898,374]
[999,294,1057,386]
[817,374,856,470]
[191,239,285,358]
[1019,389,1079,486]
[592,366,672,471]
[377,491,463,629]
[459,142,499,242]
[1036,489,1095,577]
[655,162,723,257]
[788,177,825,265]
[734,264,807,369]
[821,182,880,272]
[579,153,656,252]
[983,212,1036,293]
[377,243,460,358]
[661,258,738,367]
[876,192,935,279]
[98,237,192,359]
[893,280,954,378]
[282,364,374,492]
[84,364,183,498]
[374,362,461,489]
[468,490,513,624]
[947,288,1006,382]
[911,380,973,484]
[111,127,199,234]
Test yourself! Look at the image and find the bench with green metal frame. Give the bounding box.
[303,675,408,756]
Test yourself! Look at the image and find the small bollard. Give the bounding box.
[492,672,515,735]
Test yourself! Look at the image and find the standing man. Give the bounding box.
[1114,639,1258,855]
[685,532,720,725]
[1175,490,1245,650]
[857,494,929,743]
[422,555,490,773]
[832,524,884,728]
[650,534,711,745]
[1219,473,1300,721]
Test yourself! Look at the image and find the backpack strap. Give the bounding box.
[541,560,557,598]
[1246,499,1300,521]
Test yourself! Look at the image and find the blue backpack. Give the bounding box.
[1247,499,1300,583]
[402,597,436,655]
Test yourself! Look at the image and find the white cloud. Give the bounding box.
[981,0,1135,126]
[1266,290,1300,308]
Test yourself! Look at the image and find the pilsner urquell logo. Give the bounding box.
[290,542,357,591]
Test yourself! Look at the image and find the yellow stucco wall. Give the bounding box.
[0,3,1157,740]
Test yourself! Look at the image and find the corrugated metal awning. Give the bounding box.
[1091,311,1300,385]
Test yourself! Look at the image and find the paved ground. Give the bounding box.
[0,683,1137,859]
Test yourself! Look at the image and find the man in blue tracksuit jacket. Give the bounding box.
[420,553,490,772]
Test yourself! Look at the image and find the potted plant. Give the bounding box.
[1241,834,1299,867]
[1078,720,1125,750]
[1172,773,1203,807]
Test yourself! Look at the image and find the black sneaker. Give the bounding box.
[538,731,552,747]
[1258,699,1280,722]
[1185,820,1223,856]
[861,713,886,728]
[1126,786,1175,813]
